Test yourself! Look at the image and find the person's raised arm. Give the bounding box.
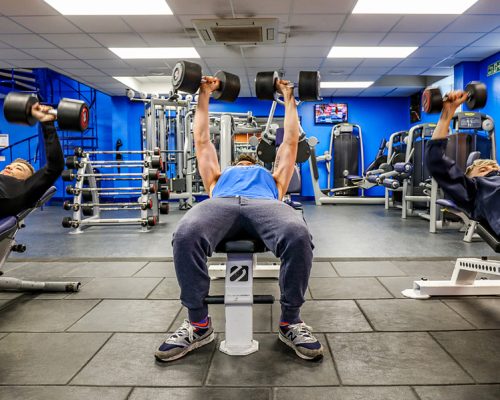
[272,80,299,199]
[193,77,221,195]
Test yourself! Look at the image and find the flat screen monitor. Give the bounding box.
[315,103,348,124]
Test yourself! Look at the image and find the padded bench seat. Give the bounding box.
[216,238,268,253]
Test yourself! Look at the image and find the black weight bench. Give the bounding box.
[0,186,81,292]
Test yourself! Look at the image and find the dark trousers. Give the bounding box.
[172,197,314,323]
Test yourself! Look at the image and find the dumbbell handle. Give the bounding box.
[442,90,471,103]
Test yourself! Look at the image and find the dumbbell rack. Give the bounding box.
[62,150,163,233]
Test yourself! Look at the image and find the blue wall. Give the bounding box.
[479,52,500,151]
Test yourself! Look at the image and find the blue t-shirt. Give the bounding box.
[212,165,279,200]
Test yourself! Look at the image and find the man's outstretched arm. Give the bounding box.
[272,80,299,199]
[193,77,221,195]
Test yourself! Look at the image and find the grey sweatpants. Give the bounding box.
[172,196,314,323]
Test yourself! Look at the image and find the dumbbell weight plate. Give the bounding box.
[256,139,277,163]
[298,71,321,102]
[3,92,39,126]
[57,98,89,132]
[465,81,487,110]
[172,60,202,94]
[82,206,94,216]
[296,139,312,163]
[160,202,170,215]
[61,169,74,181]
[255,71,279,101]
[160,188,170,201]
[422,87,443,114]
[212,70,241,102]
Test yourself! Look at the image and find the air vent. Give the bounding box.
[192,18,278,45]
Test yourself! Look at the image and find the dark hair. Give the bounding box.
[234,154,257,165]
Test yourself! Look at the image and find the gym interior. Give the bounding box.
[0,0,499,399]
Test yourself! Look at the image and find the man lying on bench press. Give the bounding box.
[0,103,64,218]
[156,77,323,362]
[426,90,500,236]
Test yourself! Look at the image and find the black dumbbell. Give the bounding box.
[422,81,487,114]
[144,169,160,181]
[141,216,157,227]
[65,156,82,170]
[3,92,89,131]
[160,202,170,215]
[172,60,240,102]
[61,169,75,181]
[255,70,321,102]
[62,217,78,228]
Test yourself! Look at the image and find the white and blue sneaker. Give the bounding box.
[279,321,323,360]
[155,317,214,362]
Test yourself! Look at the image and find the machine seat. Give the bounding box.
[216,237,268,253]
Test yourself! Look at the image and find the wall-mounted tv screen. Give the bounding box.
[315,103,348,124]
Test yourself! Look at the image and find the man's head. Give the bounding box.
[465,159,499,178]
[234,153,257,167]
[0,158,35,180]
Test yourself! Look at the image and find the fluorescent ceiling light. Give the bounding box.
[352,0,478,14]
[321,81,373,89]
[44,0,172,15]
[328,46,417,58]
[109,47,200,59]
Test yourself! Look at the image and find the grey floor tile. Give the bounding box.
[443,298,500,328]
[71,333,214,386]
[66,277,162,299]
[34,277,93,299]
[172,304,271,333]
[333,261,405,277]
[0,386,131,400]
[327,332,472,385]
[358,299,474,331]
[0,292,24,300]
[1,262,27,272]
[0,332,111,384]
[69,300,180,332]
[390,260,455,278]
[3,262,79,279]
[0,299,12,309]
[274,386,418,400]
[134,261,177,277]
[0,332,8,340]
[148,278,181,299]
[0,299,99,332]
[206,334,338,386]
[310,262,338,277]
[414,385,500,400]
[129,387,271,400]
[309,277,392,299]
[377,276,426,298]
[63,261,148,277]
[272,300,372,332]
[432,330,500,383]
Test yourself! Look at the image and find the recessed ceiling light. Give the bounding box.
[109,47,200,59]
[352,0,478,14]
[321,81,374,88]
[328,46,417,58]
[44,0,172,15]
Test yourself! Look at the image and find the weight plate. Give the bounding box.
[3,92,38,126]
[296,139,311,163]
[213,70,241,102]
[298,71,320,102]
[422,87,442,114]
[255,71,279,101]
[465,81,487,110]
[57,98,89,132]
[172,60,202,94]
[256,139,276,163]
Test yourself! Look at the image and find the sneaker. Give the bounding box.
[278,322,323,361]
[155,317,214,362]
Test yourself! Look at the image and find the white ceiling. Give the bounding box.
[0,0,499,97]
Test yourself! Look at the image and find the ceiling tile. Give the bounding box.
[45,60,92,69]
[380,32,435,46]
[329,88,365,96]
[0,34,55,48]
[243,46,285,58]
[359,59,404,67]
[410,46,463,58]
[470,33,500,46]
[0,17,30,34]
[388,67,427,75]
[0,0,59,15]
[286,31,336,46]
[359,87,394,96]
[83,76,118,83]
[342,14,401,32]
[90,33,148,47]
[0,49,35,59]
[5,60,51,68]
[322,58,363,68]
[397,58,441,68]
[121,16,184,33]
[168,0,233,15]
[318,71,351,80]
[12,16,81,34]
[65,16,134,33]
[293,0,356,14]
[23,48,76,59]
[196,46,243,58]
[424,67,454,76]
[284,58,323,68]
[353,66,392,74]
[334,32,386,45]
[124,59,173,68]
[85,59,133,69]
[0,61,15,68]
[99,68,140,76]
[232,0,293,14]
[454,46,500,59]
[139,33,196,47]
[244,58,283,68]
[65,48,120,60]
[465,0,500,14]
[204,57,246,69]
[388,87,422,96]
[61,68,109,77]
[289,14,345,31]
[425,32,484,46]
[347,73,382,80]
[285,46,330,57]
[392,15,459,33]
[444,15,500,33]
[41,34,102,48]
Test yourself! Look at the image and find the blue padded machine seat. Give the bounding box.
[0,216,17,235]
[436,199,461,210]
[216,238,268,253]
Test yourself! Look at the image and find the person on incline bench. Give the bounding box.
[426,90,500,236]
[155,77,323,362]
[0,103,64,217]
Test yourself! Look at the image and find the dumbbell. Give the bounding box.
[422,81,487,114]
[3,92,89,132]
[255,70,321,102]
[160,202,170,215]
[172,60,240,102]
